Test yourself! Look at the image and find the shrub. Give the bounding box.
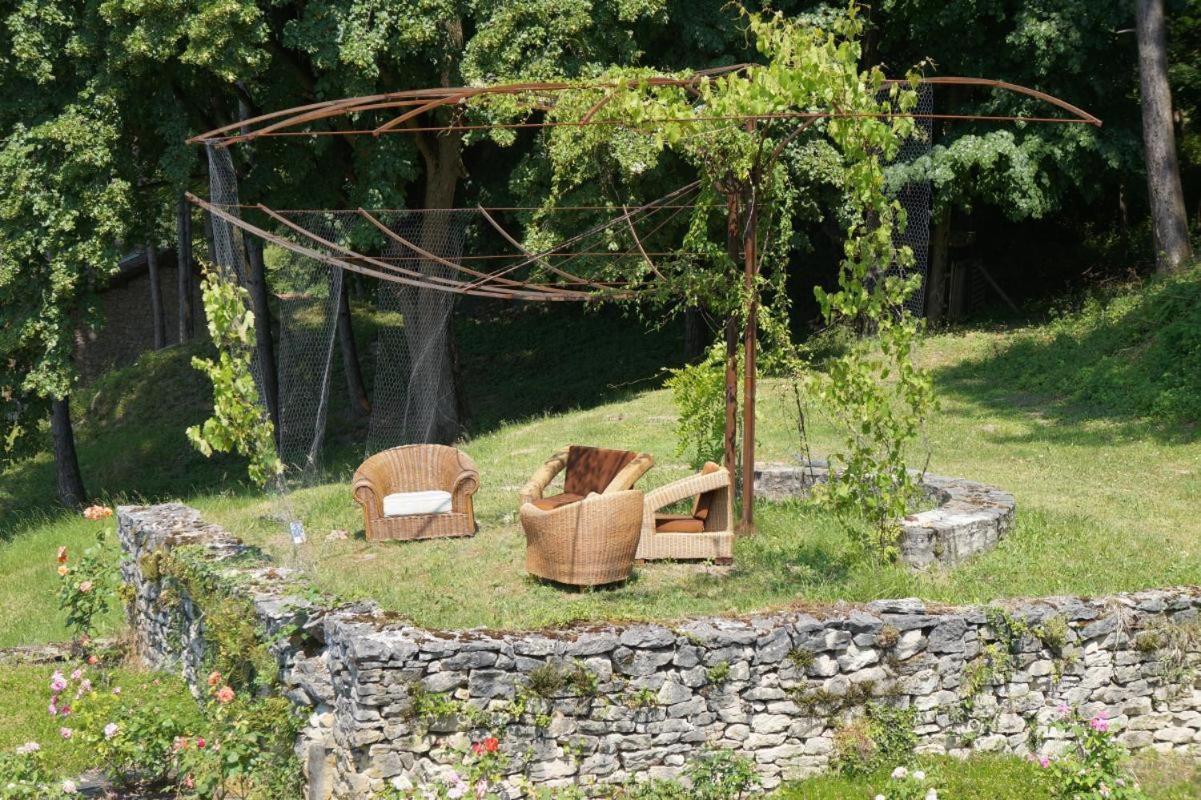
[834,703,917,776]
[1043,706,1147,800]
[55,526,117,645]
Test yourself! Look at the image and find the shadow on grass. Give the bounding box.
[934,268,1201,446]
[1,302,685,539]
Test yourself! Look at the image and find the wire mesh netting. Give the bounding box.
[887,83,934,316]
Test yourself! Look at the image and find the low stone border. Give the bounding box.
[120,504,1199,799]
[754,461,1016,568]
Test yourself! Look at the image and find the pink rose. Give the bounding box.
[215,686,235,704]
[59,727,73,739]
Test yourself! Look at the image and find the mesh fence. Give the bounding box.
[888,84,934,316]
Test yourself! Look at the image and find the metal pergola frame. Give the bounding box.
[189,69,1100,530]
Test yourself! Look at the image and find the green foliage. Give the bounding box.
[73,681,192,788]
[1048,708,1147,800]
[175,689,304,800]
[609,749,759,800]
[0,744,73,799]
[56,527,117,643]
[833,702,917,777]
[945,266,1201,430]
[186,267,282,487]
[665,343,730,468]
[0,92,132,463]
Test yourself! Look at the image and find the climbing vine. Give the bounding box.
[492,4,934,556]
[186,265,282,486]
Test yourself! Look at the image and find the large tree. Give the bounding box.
[1136,0,1193,272]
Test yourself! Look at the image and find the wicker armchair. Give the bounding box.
[520,490,644,586]
[352,444,480,542]
[518,445,654,511]
[636,462,734,562]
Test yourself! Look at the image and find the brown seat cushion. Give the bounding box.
[564,445,637,496]
[531,492,585,511]
[655,514,705,533]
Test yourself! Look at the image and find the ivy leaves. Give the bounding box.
[186,267,283,486]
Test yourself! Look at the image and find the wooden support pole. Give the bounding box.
[723,193,740,490]
[740,192,758,533]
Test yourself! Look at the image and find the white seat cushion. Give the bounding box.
[382,490,453,517]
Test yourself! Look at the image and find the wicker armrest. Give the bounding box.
[519,448,569,506]
[643,469,730,513]
[604,452,655,494]
[351,473,384,519]
[449,452,481,512]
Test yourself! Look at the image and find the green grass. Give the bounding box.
[0,663,197,779]
[1,272,1200,638]
[777,754,1201,800]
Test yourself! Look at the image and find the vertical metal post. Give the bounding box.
[723,193,740,490]
[740,190,758,533]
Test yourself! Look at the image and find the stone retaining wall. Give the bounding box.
[120,504,1200,799]
[754,462,1016,567]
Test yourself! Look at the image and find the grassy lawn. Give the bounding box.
[778,753,1201,800]
[1,272,1199,639]
[0,663,198,779]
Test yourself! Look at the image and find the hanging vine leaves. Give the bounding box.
[488,2,934,557]
[187,266,282,486]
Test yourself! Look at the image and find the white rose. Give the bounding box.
[891,766,909,780]
[913,770,926,781]
[925,789,939,800]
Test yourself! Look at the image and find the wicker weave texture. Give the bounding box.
[352,444,480,541]
[518,448,654,507]
[636,468,734,561]
[520,490,644,586]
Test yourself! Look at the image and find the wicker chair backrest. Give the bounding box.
[564,445,637,496]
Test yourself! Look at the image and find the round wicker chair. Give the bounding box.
[352,444,480,542]
[520,490,643,587]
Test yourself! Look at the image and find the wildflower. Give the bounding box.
[112,686,121,695]
[61,779,78,794]
[57,547,68,564]
[447,783,466,800]
[1090,712,1110,733]
[471,742,483,755]
[70,669,82,681]
[1056,701,1071,717]
[103,722,119,740]
[912,770,926,781]
[207,670,222,687]
[483,737,499,753]
[78,580,93,593]
[891,766,909,780]
[1039,755,1050,769]
[59,727,72,739]
[15,742,40,755]
[50,671,67,694]
[216,685,235,704]
[58,565,70,576]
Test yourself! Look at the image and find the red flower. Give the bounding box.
[56,547,68,564]
[483,737,499,753]
[196,737,206,749]
[471,743,483,755]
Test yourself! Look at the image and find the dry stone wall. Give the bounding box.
[120,504,1200,799]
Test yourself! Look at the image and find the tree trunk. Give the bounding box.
[337,278,371,420]
[401,130,465,444]
[925,212,952,324]
[1136,0,1193,272]
[177,193,194,343]
[683,308,709,361]
[51,396,86,508]
[146,242,166,349]
[244,237,281,436]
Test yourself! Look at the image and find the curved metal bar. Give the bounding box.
[187,73,1100,144]
[189,194,631,301]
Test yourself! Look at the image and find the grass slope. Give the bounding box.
[0,271,1199,640]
